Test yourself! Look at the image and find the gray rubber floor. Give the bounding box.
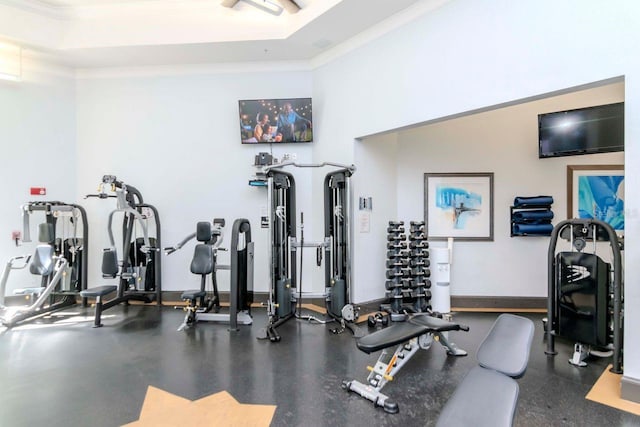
[1,305,638,426]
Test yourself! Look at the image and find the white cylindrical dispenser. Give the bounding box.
[430,238,453,313]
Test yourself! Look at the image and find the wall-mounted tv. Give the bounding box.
[538,102,624,158]
[239,98,313,144]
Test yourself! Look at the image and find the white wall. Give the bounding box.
[392,82,624,298]
[351,134,398,302]
[4,0,640,399]
[311,0,640,396]
[75,69,314,294]
[0,58,76,293]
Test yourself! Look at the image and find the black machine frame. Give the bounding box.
[81,175,162,327]
[545,218,623,373]
[0,201,89,327]
[167,218,254,331]
[260,161,356,342]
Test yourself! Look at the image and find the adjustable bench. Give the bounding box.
[436,313,534,427]
[343,314,469,413]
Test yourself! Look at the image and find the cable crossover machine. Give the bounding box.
[258,161,357,342]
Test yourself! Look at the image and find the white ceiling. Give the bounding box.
[0,0,445,69]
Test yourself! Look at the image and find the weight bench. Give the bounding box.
[343,314,469,413]
[436,313,534,427]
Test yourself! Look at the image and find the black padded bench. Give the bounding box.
[356,314,467,353]
[343,314,469,413]
[436,313,534,427]
[181,289,206,301]
[80,285,117,327]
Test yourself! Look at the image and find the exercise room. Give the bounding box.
[1,1,639,426]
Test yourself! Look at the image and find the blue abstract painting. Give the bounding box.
[426,173,493,240]
[435,185,482,229]
[577,175,624,230]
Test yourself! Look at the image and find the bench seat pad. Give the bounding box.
[356,321,428,354]
[181,289,207,300]
[80,285,117,298]
[409,314,465,332]
[436,365,519,427]
[357,315,465,354]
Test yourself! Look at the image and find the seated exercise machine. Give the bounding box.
[81,175,162,327]
[0,225,68,327]
[165,218,254,331]
[436,314,534,427]
[343,313,469,413]
[258,161,358,342]
[0,201,88,328]
[545,218,623,372]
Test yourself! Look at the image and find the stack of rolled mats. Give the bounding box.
[512,196,554,236]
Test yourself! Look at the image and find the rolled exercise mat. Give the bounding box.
[512,223,554,235]
[512,209,554,222]
[513,196,554,207]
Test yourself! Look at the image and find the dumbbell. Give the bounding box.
[368,312,390,328]
[409,240,428,249]
[386,258,409,268]
[387,241,407,250]
[387,234,406,241]
[387,225,405,234]
[410,258,430,268]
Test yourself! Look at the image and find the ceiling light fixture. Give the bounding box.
[244,0,283,15]
[274,0,300,14]
[221,0,300,15]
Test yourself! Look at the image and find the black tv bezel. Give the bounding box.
[238,97,313,144]
[537,101,624,159]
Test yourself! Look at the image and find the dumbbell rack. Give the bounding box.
[382,221,432,320]
[384,221,408,315]
[408,221,431,313]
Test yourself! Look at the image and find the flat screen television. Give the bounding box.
[239,98,313,144]
[538,102,624,158]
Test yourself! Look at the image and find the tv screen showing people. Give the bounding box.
[239,98,313,144]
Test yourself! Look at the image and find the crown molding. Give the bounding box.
[75,59,312,79]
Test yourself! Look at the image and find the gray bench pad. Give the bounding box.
[477,313,535,377]
[356,315,464,354]
[436,365,519,427]
[80,285,117,298]
[181,289,207,300]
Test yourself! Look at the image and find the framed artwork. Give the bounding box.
[567,165,624,232]
[424,172,494,241]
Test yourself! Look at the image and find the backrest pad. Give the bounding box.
[476,313,535,378]
[30,245,55,276]
[191,244,214,275]
[196,222,212,242]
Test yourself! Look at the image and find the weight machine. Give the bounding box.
[0,201,88,327]
[81,175,162,327]
[545,218,623,373]
[258,161,357,342]
[165,218,254,331]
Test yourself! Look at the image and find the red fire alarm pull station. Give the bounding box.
[30,187,46,196]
